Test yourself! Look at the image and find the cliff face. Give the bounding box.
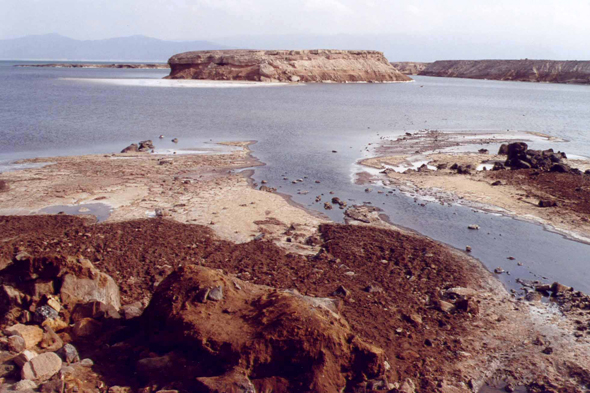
[390,62,430,75]
[167,49,412,83]
[420,60,590,84]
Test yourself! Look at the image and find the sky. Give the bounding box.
[1,0,590,61]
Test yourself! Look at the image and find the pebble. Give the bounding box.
[57,343,80,364]
[80,358,94,367]
[208,286,224,302]
[13,379,38,391]
[7,335,26,353]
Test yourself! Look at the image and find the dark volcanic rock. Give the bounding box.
[503,143,571,172]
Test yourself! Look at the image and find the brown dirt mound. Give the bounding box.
[487,169,590,215]
[144,265,386,392]
[0,215,485,391]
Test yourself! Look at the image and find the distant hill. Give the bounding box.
[0,34,228,62]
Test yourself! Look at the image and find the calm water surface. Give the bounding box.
[1,61,590,293]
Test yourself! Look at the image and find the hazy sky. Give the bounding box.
[2,0,590,60]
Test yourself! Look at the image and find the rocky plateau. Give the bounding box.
[166,50,412,83]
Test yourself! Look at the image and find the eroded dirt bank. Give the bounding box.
[2,216,590,392]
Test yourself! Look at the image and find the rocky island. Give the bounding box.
[419,59,590,84]
[166,49,412,83]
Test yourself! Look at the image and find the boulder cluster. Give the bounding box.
[121,140,155,154]
[0,252,144,392]
[496,142,575,173]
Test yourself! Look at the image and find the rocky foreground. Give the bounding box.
[416,60,590,84]
[166,50,412,83]
[2,215,590,392]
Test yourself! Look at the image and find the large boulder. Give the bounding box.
[21,352,62,381]
[60,258,121,311]
[143,266,387,392]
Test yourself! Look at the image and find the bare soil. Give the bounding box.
[2,215,590,392]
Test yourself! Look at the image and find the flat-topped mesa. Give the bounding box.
[166,49,412,83]
[420,60,590,84]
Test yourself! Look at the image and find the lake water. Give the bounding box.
[1,61,590,294]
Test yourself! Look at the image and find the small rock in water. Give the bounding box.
[159,135,164,139]
[468,224,479,230]
[465,246,472,252]
[494,267,505,274]
[171,138,179,143]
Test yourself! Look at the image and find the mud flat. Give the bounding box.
[359,130,590,244]
[1,141,590,392]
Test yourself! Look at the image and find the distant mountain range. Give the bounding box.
[0,34,228,62]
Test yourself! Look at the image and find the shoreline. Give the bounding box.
[357,130,590,244]
[2,140,590,391]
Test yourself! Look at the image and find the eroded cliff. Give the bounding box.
[390,62,430,75]
[420,60,590,84]
[166,49,412,83]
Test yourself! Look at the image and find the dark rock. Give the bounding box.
[0,180,8,192]
[138,140,155,151]
[491,180,502,186]
[550,163,570,173]
[259,186,277,193]
[34,305,59,323]
[538,200,557,208]
[492,162,505,171]
[56,343,80,364]
[512,159,532,169]
[456,165,471,175]
[450,163,458,170]
[506,142,528,159]
[324,202,333,210]
[478,148,489,154]
[121,144,139,153]
[332,285,350,297]
[436,163,448,170]
[498,144,509,155]
[542,347,553,355]
[551,282,570,295]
